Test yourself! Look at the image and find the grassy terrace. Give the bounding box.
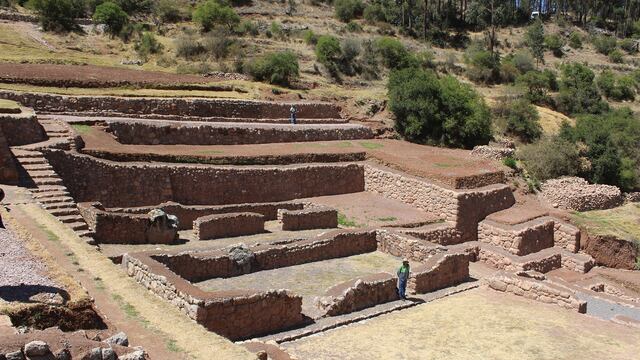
[571,203,640,242]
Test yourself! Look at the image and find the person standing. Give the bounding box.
[397,259,410,300]
[289,105,297,124]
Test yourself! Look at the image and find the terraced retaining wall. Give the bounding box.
[375,230,446,262]
[364,164,515,242]
[278,207,338,231]
[0,129,18,184]
[152,230,378,282]
[488,272,587,313]
[122,253,304,340]
[0,91,341,119]
[477,218,555,256]
[194,212,265,240]
[107,121,372,145]
[315,273,398,317]
[0,112,47,146]
[45,151,365,207]
[408,253,469,294]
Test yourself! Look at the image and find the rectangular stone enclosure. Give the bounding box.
[193,212,265,240]
[279,207,338,231]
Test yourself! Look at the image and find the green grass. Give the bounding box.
[196,150,224,155]
[71,124,92,134]
[0,99,20,113]
[359,141,384,150]
[166,339,184,353]
[38,225,60,242]
[376,216,398,222]
[335,141,354,148]
[338,212,358,227]
[571,203,640,242]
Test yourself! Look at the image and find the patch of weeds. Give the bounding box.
[94,277,105,291]
[166,339,184,353]
[359,141,384,150]
[65,252,73,257]
[196,150,224,155]
[38,225,60,242]
[335,141,354,148]
[503,156,517,170]
[77,268,84,272]
[71,260,79,265]
[377,216,397,222]
[338,213,358,227]
[433,163,457,168]
[71,124,92,134]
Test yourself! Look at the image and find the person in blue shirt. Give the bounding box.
[289,105,297,124]
[397,259,410,300]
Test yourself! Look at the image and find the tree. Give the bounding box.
[93,2,128,36]
[30,0,84,32]
[193,0,240,32]
[499,99,542,143]
[375,37,414,69]
[334,0,364,22]
[519,136,581,182]
[388,67,492,149]
[525,19,545,66]
[315,35,342,65]
[246,51,299,87]
[556,63,608,115]
[544,34,564,57]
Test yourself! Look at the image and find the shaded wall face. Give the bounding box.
[45,151,365,208]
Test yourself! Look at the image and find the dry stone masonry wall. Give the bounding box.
[408,253,470,294]
[478,218,555,256]
[314,273,398,317]
[540,177,623,211]
[194,212,265,240]
[278,207,338,231]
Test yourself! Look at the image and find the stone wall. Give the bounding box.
[553,220,580,253]
[364,164,515,242]
[488,272,587,313]
[122,254,304,340]
[560,251,595,274]
[278,207,338,231]
[314,273,398,317]
[107,121,372,145]
[194,212,265,240]
[540,177,623,211]
[0,129,18,185]
[153,230,378,282]
[45,151,365,207]
[407,253,469,294]
[398,222,461,245]
[375,230,446,262]
[478,218,555,256]
[0,90,341,120]
[0,111,47,146]
[109,201,304,230]
[477,245,562,273]
[78,203,177,244]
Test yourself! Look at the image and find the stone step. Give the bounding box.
[38,196,74,204]
[68,221,89,231]
[57,214,84,224]
[15,157,48,165]
[22,163,54,171]
[28,170,58,179]
[43,201,76,210]
[31,187,69,195]
[398,221,458,245]
[34,177,63,186]
[49,207,79,217]
[76,229,94,238]
[476,242,562,274]
[11,149,42,158]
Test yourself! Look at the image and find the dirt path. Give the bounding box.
[9,204,254,360]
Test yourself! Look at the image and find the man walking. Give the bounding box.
[289,104,297,124]
[397,259,410,300]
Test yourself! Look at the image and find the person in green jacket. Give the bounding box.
[397,259,410,300]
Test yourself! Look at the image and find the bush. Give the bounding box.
[620,38,638,54]
[174,34,205,59]
[375,37,413,69]
[363,3,385,23]
[512,49,535,74]
[236,20,258,36]
[608,49,624,63]
[556,63,608,115]
[202,30,235,60]
[334,0,364,22]
[193,0,240,32]
[499,61,519,83]
[569,31,582,49]
[315,35,341,65]
[303,30,318,45]
[93,2,128,36]
[517,71,552,103]
[544,34,564,57]
[464,42,500,84]
[592,35,617,55]
[519,136,581,182]
[246,51,299,86]
[346,21,362,32]
[597,70,635,101]
[30,0,84,32]
[268,21,284,39]
[498,99,542,143]
[154,0,183,23]
[503,157,517,170]
[134,32,162,59]
[388,67,492,149]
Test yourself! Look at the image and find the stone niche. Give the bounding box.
[193,212,265,240]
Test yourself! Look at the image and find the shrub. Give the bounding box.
[503,157,517,170]
[512,49,535,74]
[193,0,240,32]
[499,99,542,143]
[346,21,362,32]
[30,0,84,32]
[556,63,608,115]
[569,31,582,49]
[203,30,235,60]
[544,34,564,57]
[176,62,213,74]
[246,51,299,86]
[620,38,638,54]
[519,136,581,182]
[592,35,617,55]
[154,0,183,23]
[464,43,500,84]
[236,20,258,36]
[134,32,163,59]
[517,70,552,103]
[597,70,635,101]
[93,2,128,36]
[315,35,341,65]
[388,67,492,149]
[334,0,364,22]
[375,36,413,69]
[174,34,205,59]
[608,49,624,64]
[363,3,385,23]
[499,61,519,83]
[303,30,318,45]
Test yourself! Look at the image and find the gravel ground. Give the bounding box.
[0,227,59,302]
[576,292,640,322]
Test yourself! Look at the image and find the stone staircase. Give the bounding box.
[10,119,94,243]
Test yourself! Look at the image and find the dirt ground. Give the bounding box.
[282,287,640,360]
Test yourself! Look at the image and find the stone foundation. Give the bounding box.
[477,244,562,273]
[488,272,587,313]
[278,207,338,231]
[540,177,623,211]
[375,230,446,262]
[194,212,265,240]
[407,253,469,294]
[0,110,47,146]
[314,273,398,317]
[478,218,555,256]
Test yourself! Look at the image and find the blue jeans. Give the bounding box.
[290,114,297,124]
[398,278,407,299]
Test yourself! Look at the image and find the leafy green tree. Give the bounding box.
[525,19,545,65]
[517,70,553,104]
[334,0,364,22]
[375,37,414,70]
[92,1,128,36]
[30,0,85,32]
[193,0,240,32]
[500,99,542,143]
[246,51,299,87]
[315,35,341,65]
[388,67,492,149]
[597,70,636,101]
[544,34,564,57]
[556,63,608,115]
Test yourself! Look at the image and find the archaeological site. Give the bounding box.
[1,1,640,359]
